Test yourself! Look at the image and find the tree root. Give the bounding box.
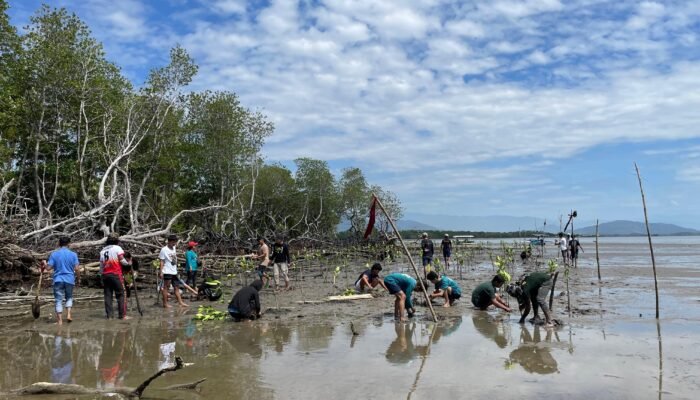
[163,378,207,390]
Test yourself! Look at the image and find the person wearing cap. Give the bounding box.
[185,241,199,289]
[420,233,434,278]
[441,234,453,270]
[42,236,80,324]
[159,234,188,308]
[100,234,131,319]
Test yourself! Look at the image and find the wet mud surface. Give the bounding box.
[1,237,699,399]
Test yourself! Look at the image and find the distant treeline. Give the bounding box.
[398,230,553,239]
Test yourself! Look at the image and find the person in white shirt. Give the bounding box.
[556,233,568,264]
[159,234,188,308]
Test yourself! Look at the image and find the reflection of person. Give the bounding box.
[506,272,555,327]
[471,275,511,312]
[509,325,559,374]
[427,271,461,307]
[385,322,428,364]
[98,330,128,389]
[228,280,263,321]
[42,236,80,325]
[354,262,389,292]
[50,335,74,384]
[472,314,509,348]
[100,234,131,319]
[432,316,463,344]
[383,273,426,322]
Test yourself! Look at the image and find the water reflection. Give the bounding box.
[385,323,430,364]
[508,325,559,374]
[472,314,510,348]
[50,334,74,384]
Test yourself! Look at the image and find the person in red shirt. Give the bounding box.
[99,235,131,319]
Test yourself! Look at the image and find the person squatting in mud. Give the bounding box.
[354,262,389,293]
[427,271,462,308]
[506,271,556,328]
[471,274,512,312]
[228,280,263,322]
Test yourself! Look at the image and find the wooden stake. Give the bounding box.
[634,163,660,319]
[595,219,601,282]
[372,194,438,322]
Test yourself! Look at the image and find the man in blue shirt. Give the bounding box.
[427,271,462,308]
[383,273,426,322]
[42,236,80,325]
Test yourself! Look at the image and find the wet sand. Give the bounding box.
[1,238,699,399]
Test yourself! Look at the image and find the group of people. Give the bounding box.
[41,233,556,328]
[419,232,453,274]
[556,232,584,266]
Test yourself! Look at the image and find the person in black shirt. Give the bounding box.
[420,233,434,278]
[354,262,389,292]
[271,236,291,291]
[228,280,263,322]
[441,234,452,270]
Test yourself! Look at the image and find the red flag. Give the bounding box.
[363,196,377,239]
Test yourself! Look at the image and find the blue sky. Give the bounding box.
[7,0,700,228]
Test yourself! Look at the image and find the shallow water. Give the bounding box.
[1,311,698,399]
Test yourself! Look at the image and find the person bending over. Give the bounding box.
[506,271,555,327]
[471,275,511,312]
[228,280,263,322]
[383,273,426,322]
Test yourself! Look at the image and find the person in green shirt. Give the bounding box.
[185,241,199,289]
[383,273,426,322]
[506,271,555,327]
[471,275,511,312]
[426,271,461,307]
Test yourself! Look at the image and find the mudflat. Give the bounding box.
[1,237,699,399]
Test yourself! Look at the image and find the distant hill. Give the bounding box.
[575,220,700,236]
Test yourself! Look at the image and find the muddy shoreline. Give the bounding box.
[1,240,699,399]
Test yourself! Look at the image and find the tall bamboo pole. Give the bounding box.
[372,194,438,322]
[595,219,601,281]
[634,163,660,319]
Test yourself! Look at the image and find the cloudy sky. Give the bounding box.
[7,0,700,227]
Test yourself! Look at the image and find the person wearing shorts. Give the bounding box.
[383,273,425,322]
[271,237,291,290]
[354,262,389,292]
[557,233,568,264]
[506,271,555,327]
[427,271,461,308]
[251,237,270,287]
[159,234,188,308]
[441,234,452,270]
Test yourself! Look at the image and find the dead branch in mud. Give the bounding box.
[8,356,201,398]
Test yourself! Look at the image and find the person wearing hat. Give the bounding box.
[185,241,199,289]
[159,234,188,308]
[419,232,434,278]
[441,234,453,270]
[99,234,131,319]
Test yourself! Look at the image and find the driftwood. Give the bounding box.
[8,356,202,398]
